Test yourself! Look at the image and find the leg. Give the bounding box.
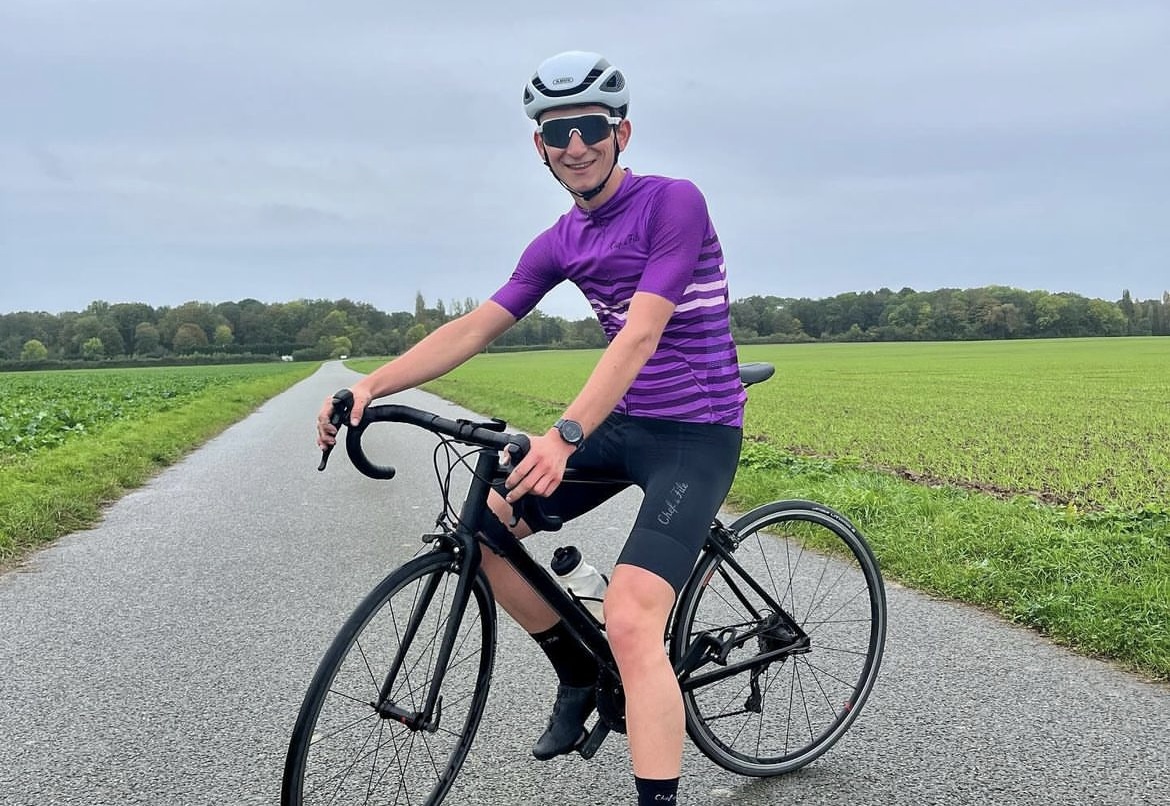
[604,563,683,779]
[478,490,599,759]
[477,490,560,632]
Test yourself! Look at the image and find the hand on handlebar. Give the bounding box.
[503,431,576,503]
[316,386,373,450]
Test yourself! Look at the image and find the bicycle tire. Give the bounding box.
[671,500,886,776]
[283,549,497,806]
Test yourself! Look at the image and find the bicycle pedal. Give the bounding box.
[576,721,610,760]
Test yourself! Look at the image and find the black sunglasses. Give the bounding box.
[537,114,622,149]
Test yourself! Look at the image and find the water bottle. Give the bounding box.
[550,545,607,625]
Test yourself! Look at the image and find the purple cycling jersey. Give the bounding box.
[491,170,746,427]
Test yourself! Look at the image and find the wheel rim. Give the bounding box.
[679,507,885,774]
[291,557,495,805]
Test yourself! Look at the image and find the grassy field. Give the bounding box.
[352,337,1170,679]
[0,362,317,564]
[3,343,1166,679]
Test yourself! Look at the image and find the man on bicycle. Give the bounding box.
[317,50,744,805]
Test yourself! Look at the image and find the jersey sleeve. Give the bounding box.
[489,229,564,320]
[635,180,710,305]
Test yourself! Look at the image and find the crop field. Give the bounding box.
[0,362,316,563]
[0,363,312,462]
[368,337,1169,513]
[354,337,1170,678]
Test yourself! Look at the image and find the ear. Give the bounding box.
[533,130,550,164]
[616,118,632,152]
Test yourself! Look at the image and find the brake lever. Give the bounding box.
[318,389,355,471]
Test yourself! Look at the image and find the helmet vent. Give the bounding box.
[533,68,605,98]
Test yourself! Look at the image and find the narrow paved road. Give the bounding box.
[1,362,1166,805]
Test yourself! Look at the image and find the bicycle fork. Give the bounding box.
[370,534,483,733]
[371,449,504,732]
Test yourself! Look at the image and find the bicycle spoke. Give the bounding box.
[673,504,886,776]
[285,553,495,806]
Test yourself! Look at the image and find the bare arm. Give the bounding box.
[354,301,516,404]
[561,291,675,437]
[316,301,516,446]
[504,291,675,501]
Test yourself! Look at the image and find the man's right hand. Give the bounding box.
[316,386,372,450]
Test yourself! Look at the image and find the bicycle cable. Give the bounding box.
[430,435,499,536]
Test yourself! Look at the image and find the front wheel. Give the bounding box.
[672,500,887,776]
[283,549,497,806]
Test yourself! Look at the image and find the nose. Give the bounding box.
[563,130,590,156]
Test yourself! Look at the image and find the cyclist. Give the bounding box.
[317,50,745,806]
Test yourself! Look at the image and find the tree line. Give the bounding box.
[730,286,1170,342]
[1,286,1166,368]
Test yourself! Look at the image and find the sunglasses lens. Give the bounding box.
[540,115,613,148]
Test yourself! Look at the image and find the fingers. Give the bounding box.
[316,396,339,449]
[505,470,560,503]
[349,394,369,427]
[504,437,566,502]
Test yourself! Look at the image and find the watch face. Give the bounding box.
[557,419,584,444]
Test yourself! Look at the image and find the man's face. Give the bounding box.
[534,104,631,193]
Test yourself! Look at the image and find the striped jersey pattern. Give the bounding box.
[491,171,746,427]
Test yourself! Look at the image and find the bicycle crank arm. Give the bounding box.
[576,720,611,760]
[372,695,442,733]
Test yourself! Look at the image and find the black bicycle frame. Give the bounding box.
[673,525,810,692]
[374,448,617,732]
[371,453,811,731]
[373,449,494,730]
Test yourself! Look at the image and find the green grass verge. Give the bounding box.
[0,363,317,566]
[732,443,1170,681]
[346,353,1170,680]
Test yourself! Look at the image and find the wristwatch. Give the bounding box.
[553,418,585,451]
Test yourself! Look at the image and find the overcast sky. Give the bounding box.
[2,0,1167,319]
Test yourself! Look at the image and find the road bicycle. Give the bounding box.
[282,362,887,805]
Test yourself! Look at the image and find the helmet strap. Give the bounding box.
[541,130,622,204]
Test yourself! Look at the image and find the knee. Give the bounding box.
[602,569,674,668]
[604,602,653,663]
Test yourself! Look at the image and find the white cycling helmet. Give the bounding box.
[523,51,629,121]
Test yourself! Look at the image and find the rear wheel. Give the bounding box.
[283,549,496,805]
[672,500,886,776]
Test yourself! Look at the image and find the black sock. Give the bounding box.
[531,621,598,688]
[635,776,679,805]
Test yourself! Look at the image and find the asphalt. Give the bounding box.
[1,361,1166,805]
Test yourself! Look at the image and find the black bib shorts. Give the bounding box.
[513,411,742,594]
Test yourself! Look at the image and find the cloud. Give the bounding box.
[1,0,1168,316]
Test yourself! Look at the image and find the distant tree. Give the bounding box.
[214,301,242,336]
[841,323,868,342]
[97,323,125,357]
[134,322,161,355]
[319,309,349,338]
[109,302,156,349]
[67,315,104,357]
[329,336,352,359]
[1118,290,1136,334]
[1087,299,1127,336]
[405,323,427,348]
[173,323,209,352]
[81,337,105,360]
[20,339,48,361]
[213,324,234,347]
[563,317,606,348]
